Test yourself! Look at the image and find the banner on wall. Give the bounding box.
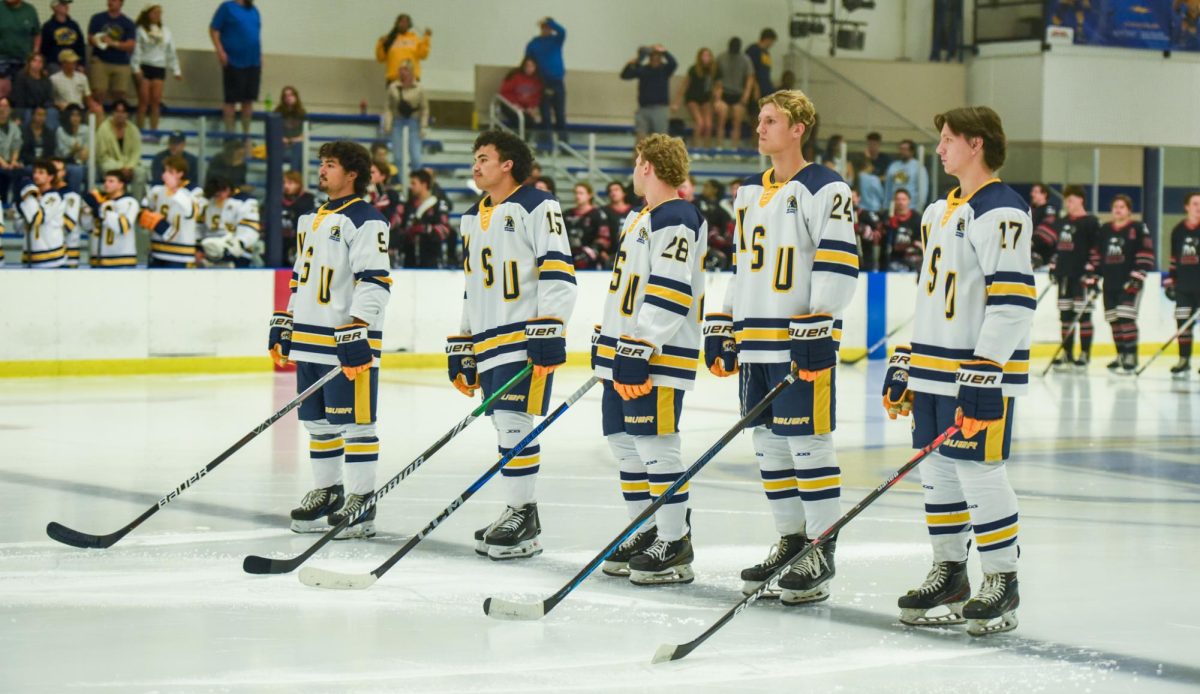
[1045,0,1200,51]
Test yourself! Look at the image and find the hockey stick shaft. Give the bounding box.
[1135,307,1200,376]
[302,376,599,588]
[843,317,913,366]
[1041,287,1100,377]
[484,367,801,620]
[653,423,961,663]
[46,366,340,549]
[242,363,534,574]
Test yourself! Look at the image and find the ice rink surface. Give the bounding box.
[1,363,1198,693]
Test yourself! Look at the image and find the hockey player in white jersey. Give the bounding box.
[51,158,83,268]
[267,141,391,539]
[703,90,859,605]
[141,155,199,267]
[83,170,140,268]
[450,129,577,560]
[882,106,1031,636]
[18,159,67,268]
[594,134,706,585]
[200,176,261,267]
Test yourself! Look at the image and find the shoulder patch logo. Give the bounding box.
[637,227,650,244]
[955,218,966,237]
[329,225,342,242]
[786,195,797,214]
[504,215,515,232]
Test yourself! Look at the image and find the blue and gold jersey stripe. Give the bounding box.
[735,317,843,350]
[812,239,860,278]
[985,271,1037,310]
[537,250,577,284]
[472,320,528,363]
[292,323,383,358]
[354,269,393,291]
[644,274,693,316]
[909,343,1029,386]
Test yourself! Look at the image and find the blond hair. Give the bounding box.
[634,134,689,187]
[759,89,817,143]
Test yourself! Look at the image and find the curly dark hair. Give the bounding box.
[473,129,533,185]
[318,140,372,197]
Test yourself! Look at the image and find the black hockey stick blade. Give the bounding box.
[45,521,128,549]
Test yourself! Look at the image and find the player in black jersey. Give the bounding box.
[1049,186,1100,369]
[1029,182,1057,231]
[1162,191,1200,376]
[885,187,923,272]
[1087,195,1155,374]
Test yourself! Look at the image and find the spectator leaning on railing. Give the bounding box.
[498,57,542,135]
[620,44,677,139]
[385,61,427,173]
[209,0,261,134]
[375,13,430,83]
[40,0,84,73]
[275,85,306,170]
[94,98,143,194]
[131,4,181,131]
[87,0,135,106]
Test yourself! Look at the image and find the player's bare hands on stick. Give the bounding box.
[335,320,373,381]
[955,358,1004,439]
[613,336,654,400]
[881,346,913,419]
[703,313,738,377]
[525,317,566,378]
[789,313,836,382]
[267,311,292,367]
[446,335,479,396]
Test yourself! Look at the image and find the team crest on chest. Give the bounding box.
[637,227,649,244]
[955,218,966,237]
[786,195,798,214]
[329,225,342,242]
[504,215,515,232]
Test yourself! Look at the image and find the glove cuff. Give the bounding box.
[957,359,1003,388]
[888,345,911,368]
[616,335,655,362]
[525,317,564,339]
[788,313,834,341]
[590,324,601,346]
[334,323,368,343]
[269,311,293,330]
[446,335,474,356]
[703,313,735,337]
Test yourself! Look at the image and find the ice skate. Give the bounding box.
[628,534,694,586]
[778,538,836,605]
[482,503,543,560]
[739,533,807,596]
[601,524,658,577]
[1170,357,1191,379]
[329,492,376,540]
[963,572,1019,636]
[289,484,343,533]
[898,560,970,626]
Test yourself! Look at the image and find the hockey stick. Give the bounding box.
[1135,307,1200,377]
[242,363,533,575]
[651,422,961,664]
[46,366,341,549]
[842,317,913,366]
[483,366,802,621]
[1040,287,1100,377]
[298,375,600,590]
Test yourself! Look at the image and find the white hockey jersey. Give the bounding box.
[719,165,859,363]
[143,184,199,264]
[89,194,140,268]
[458,186,578,374]
[906,179,1034,397]
[61,189,82,267]
[18,184,67,268]
[594,200,707,391]
[287,195,392,367]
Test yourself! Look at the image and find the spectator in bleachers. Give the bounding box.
[713,37,753,151]
[87,0,136,106]
[18,104,53,172]
[50,48,93,113]
[149,130,195,186]
[853,186,884,271]
[883,138,928,211]
[398,168,449,268]
[366,157,404,264]
[275,85,306,170]
[54,103,84,190]
[885,188,923,272]
[672,48,717,150]
[864,131,891,176]
[821,133,846,178]
[525,16,566,149]
[497,57,542,136]
[369,140,397,181]
[280,169,313,266]
[697,179,733,270]
[385,61,426,173]
[207,137,247,189]
[721,177,740,221]
[0,96,19,204]
[0,0,38,83]
[565,181,611,269]
[779,69,796,90]
[375,13,430,83]
[603,180,632,232]
[850,153,885,215]
[131,4,180,131]
[620,44,677,139]
[744,28,776,101]
[533,175,556,195]
[209,0,261,134]
[94,99,142,194]
[421,164,452,216]
[11,52,54,127]
[40,0,83,73]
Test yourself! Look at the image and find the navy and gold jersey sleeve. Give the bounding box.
[806,178,859,316]
[636,201,705,351]
[970,200,1037,367]
[343,200,392,325]
[529,196,578,324]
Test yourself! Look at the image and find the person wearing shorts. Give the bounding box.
[209,0,261,133]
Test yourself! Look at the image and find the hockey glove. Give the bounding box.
[703,313,738,377]
[881,346,913,419]
[334,321,373,381]
[1163,277,1176,302]
[590,324,601,371]
[267,311,292,367]
[1123,277,1143,295]
[612,336,654,401]
[446,335,478,397]
[789,313,836,382]
[1082,268,1099,290]
[525,317,566,377]
[955,358,1005,440]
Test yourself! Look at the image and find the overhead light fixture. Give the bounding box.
[836,26,865,50]
[843,0,876,11]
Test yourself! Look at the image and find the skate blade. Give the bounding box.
[487,539,542,561]
[290,519,329,534]
[899,603,966,626]
[601,560,630,577]
[483,597,545,621]
[741,580,781,599]
[967,611,1018,636]
[332,521,376,541]
[474,539,489,556]
[780,584,831,605]
[298,566,377,590]
[630,564,695,586]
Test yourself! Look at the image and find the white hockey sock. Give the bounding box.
[607,432,652,521]
[303,419,343,489]
[959,459,1019,573]
[753,427,806,536]
[787,433,841,537]
[342,423,378,495]
[921,452,972,563]
[634,433,687,542]
[494,410,537,507]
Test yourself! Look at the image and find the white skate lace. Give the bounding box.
[300,489,327,511]
[915,562,949,595]
[975,573,1007,604]
[337,494,366,518]
[618,526,653,552]
[643,538,671,561]
[793,546,824,578]
[493,506,524,533]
